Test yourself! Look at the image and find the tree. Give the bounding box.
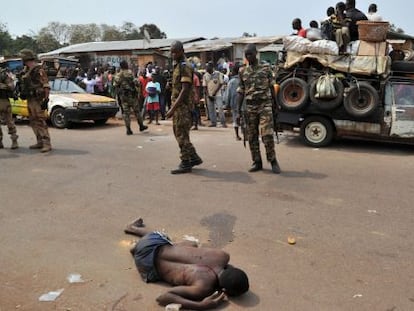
[39,22,71,45]
[70,24,101,44]
[139,23,167,39]
[121,22,142,40]
[0,22,13,55]
[36,33,61,53]
[389,23,404,34]
[101,24,125,41]
[12,35,39,54]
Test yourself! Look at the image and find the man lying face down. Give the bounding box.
[124,218,249,310]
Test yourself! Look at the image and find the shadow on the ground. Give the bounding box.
[192,169,256,185]
[229,290,260,308]
[279,169,328,180]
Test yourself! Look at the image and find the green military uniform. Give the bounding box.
[20,49,51,152]
[238,63,276,164]
[0,69,18,149]
[171,59,200,166]
[113,68,146,134]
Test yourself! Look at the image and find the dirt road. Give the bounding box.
[1,120,413,311]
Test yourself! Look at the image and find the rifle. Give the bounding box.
[272,102,280,144]
[238,110,247,148]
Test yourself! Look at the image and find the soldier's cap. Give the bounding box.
[19,49,37,62]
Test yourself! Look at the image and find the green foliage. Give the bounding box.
[0,20,168,57]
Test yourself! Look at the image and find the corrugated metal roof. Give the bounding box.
[231,36,284,44]
[40,37,205,56]
[182,38,237,53]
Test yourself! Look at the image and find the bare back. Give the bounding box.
[155,244,230,293]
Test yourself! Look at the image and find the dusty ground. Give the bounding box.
[0,119,413,311]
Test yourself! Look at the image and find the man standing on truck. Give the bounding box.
[237,44,281,174]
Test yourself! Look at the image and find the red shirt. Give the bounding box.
[298,28,307,38]
[139,76,150,97]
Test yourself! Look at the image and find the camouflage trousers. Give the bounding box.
[246,100,275,162]
[121,95,144,128]
[173,106,198,161]
[0,99,18,142]
[28,98,51,147]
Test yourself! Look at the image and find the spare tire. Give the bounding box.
[309,77,344,111]
[277,77,309,111]
[344,82,379,118]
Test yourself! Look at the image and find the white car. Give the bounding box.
[12,79,119,129]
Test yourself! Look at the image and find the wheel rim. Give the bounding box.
[53,110,66,127]
[305,122,327,144]
[282,83,305,108]
[350,90,374,113]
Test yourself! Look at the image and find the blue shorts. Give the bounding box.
[132,231,173,283]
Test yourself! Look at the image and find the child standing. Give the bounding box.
[145,79,161,125]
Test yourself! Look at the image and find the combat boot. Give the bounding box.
[139,125,148,132]
[29,142,43,149]
[40,145,52,153]
[190,154,203,167]
[248,161,263,172]
[11,139,18,150]
[171,161,192,174]
[126,126,133,135]
[271,159,281,174]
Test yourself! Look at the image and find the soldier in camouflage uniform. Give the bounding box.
[166,41,202,174]
[237,44,281,174]
[0,68,18,149]
[113,60,147,135]
[19,49,51,153]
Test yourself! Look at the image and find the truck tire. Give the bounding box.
[277,77,309,111]
[300,116,335,147]
[309,78,344,111]
[94,118,108,126]
[51,107,71,129]
[344,82,379,118]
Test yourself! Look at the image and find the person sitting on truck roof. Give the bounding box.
[366,3,382,22]
[306,20,322,41]
[334,2,351,53]
[292,18,307,38]
[345,0,368,41]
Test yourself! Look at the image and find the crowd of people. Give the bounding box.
[291,0,384,54]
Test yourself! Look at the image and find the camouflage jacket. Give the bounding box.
[113,69,140,97]
[238,63,274,102]
[171,58,194,107]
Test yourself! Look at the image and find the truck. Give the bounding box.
[274,44,414,147]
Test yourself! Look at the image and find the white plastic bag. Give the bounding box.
[283,36,312,53]
[309,40,339,55]
[315,74,338,99]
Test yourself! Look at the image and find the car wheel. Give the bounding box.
[277,77,309,111]
[344,82,379,118]
[94,118,108,126]
[309,77,344,111]
[51,107,70,129]
[300,116,335,147]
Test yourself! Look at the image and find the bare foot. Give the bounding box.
[124,218,145,234]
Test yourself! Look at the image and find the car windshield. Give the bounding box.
[49,79,86,94]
